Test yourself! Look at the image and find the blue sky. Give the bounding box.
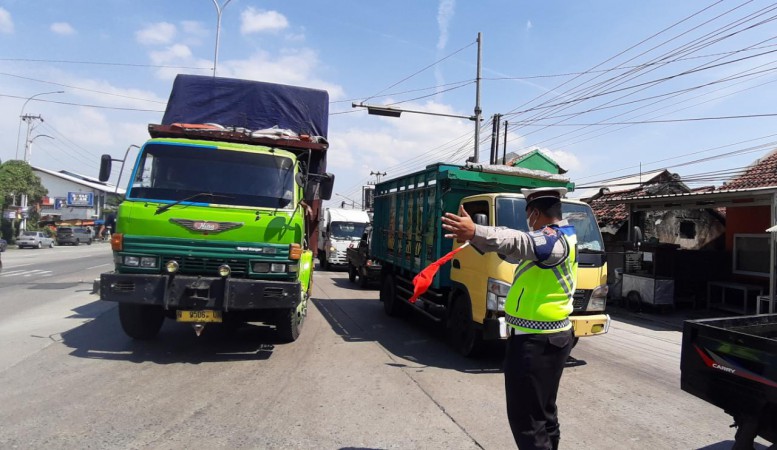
[1,1,776,204]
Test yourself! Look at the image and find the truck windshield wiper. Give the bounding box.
[155,192,234,214]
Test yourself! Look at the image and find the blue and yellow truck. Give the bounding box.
[371,163,610,356]
[98,75,333,342]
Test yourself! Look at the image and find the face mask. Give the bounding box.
[526,209,537,230]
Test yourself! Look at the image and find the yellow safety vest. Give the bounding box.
[504,225,578,334]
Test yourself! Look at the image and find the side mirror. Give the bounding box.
[318,173,335,201]
[99,155,113,182]
[473,213,488,226]
[295,172,305,187]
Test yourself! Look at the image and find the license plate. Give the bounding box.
[176,310,223,323]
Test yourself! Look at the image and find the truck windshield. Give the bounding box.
[128,143,296,209]
[331,222,368,240]
[495,197,604,252]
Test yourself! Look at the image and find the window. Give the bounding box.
[733,234,770,277]
[679,220,696,239]
[463,200,490,226]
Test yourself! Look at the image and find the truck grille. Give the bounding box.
[163,256,248,277]
[572,290,589,311]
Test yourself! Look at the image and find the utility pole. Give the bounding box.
[19,127,52,233]
[369,170,387,184]
[473,32,483,163]
[502,120,509,165]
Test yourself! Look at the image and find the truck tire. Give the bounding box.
[448,295,483,358]
[118,303,165,340]
[381,274,407,317]
[37,242,42,249]
[276,287,308,342]
[348,263,357,283]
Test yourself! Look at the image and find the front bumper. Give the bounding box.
[100,272,301,310]
[571,314,611,337]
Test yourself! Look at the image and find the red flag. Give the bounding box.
[409,242,470,303]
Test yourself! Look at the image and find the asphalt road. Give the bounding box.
[0,246,770,449]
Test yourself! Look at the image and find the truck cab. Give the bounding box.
[452,193,609,347]
[318,208,371,270]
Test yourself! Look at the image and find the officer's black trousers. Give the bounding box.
[504,328,574,450]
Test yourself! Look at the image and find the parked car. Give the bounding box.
[0,238,7,252]
[56,226,93,246]
[17,231,55,249]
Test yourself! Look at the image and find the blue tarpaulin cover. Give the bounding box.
[161,74,329,138]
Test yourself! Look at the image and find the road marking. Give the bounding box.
[86,263,112,270]
[1,263,34,270]
[1,270,53,278]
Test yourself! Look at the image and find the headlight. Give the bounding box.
[165,260,180,273]
[329,246,336,252]
[124,256,140,267]
[270,263,286,273]
[288,264,299,273]
[140,257,158,268]
[218,264,231,277]
[588,285,609,311]
[486,278,511,312]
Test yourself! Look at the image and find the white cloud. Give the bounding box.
[50,22,76,35]
[240,7,289,34]
[536,147,582,172]
[526,20,533,31]
[217,48,344,99]
[181,20,208,37]
[136,22,177,46]
[0,7,13,34]
[437,0,455,50]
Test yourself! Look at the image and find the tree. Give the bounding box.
[0,160,48,240]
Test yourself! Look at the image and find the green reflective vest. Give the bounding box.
[504,226,577,334]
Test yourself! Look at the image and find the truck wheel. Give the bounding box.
[276,287,308,342]
[448,296,483,358]
[348,263,357,283]
[118,303,165,340]
[49,241,54,248]
[381,274,407,317]
[87,239,92,245]
[37,242,42,249]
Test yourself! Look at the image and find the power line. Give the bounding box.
[0,57,210,70]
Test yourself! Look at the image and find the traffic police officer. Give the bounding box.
[441,187,576,450]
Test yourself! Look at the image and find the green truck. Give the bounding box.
[372,163,610,356]
[98,75,333,342]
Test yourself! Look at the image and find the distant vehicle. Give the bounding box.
[56,227,93,246]
[17,231,55,249]
[0,238,7,252]
[318,208,371,270]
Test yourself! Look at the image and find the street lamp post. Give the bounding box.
[352,32,483,162]
[211,0,233,77]
[15,90,64,159]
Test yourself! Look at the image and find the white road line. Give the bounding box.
[86,263,112,270]
[1,263,34,270]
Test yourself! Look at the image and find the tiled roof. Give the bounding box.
[723,148,777,190]
[588,179,688,229]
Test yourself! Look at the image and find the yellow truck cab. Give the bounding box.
[452,193,610,345]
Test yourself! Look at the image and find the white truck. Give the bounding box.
[318,208,371,270]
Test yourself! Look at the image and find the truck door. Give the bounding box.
[450,199,491,323]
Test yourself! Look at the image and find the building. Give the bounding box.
[32,166,124,225]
